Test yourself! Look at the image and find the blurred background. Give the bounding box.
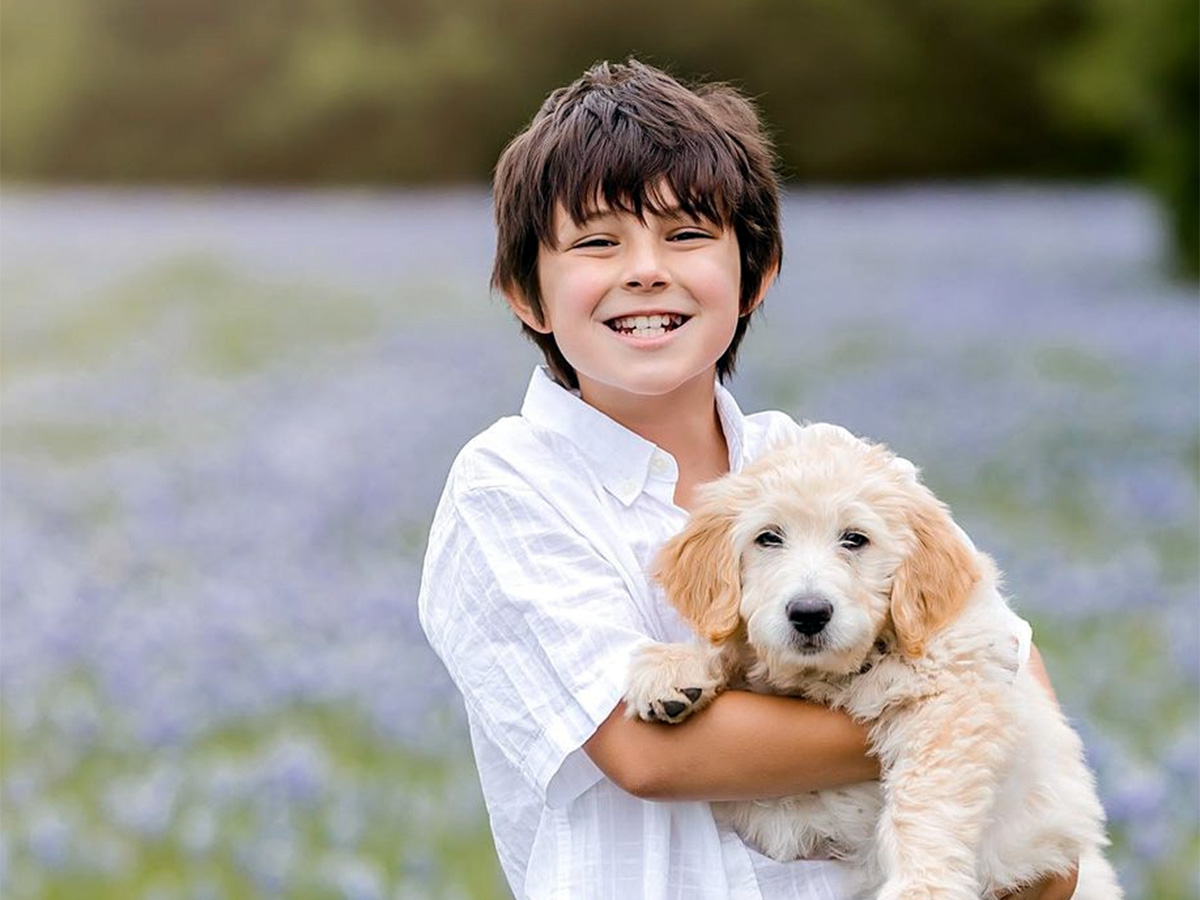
[1,1,1197,898]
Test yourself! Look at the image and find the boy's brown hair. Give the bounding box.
[491,59,782,388]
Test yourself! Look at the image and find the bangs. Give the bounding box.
[534,97,746,243]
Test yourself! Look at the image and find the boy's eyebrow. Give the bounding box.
[569,205,705,228]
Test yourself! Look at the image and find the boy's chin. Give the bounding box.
[575,366,720,403]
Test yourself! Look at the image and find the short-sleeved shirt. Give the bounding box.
[418,368,1025,900]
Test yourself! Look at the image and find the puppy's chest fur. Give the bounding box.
[713,628,1021,881]
[731,635,936,723]
[729,619,1020,734]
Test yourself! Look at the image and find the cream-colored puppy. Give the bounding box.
[625,424,1121,900]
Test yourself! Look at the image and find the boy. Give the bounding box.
[418,60,1075,900]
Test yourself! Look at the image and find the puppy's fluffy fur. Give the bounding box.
[625,424,1121,899]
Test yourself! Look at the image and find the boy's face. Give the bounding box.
[512,188,751,410]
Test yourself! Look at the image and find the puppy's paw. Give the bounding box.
[624,642,724,724]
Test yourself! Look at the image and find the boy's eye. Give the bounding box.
[669,229,711,241]
[573,237,617,249]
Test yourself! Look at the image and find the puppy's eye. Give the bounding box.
[840,531,869,550]
[755,529,784,548]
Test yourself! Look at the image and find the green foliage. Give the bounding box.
[1045,0,1199,277]
[1,0,1195,273]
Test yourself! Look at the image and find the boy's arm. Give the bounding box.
[584,689,879,800]
[1027,643,1059,703]
[584,645,1059,801]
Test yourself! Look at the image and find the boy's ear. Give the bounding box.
[504,289,553,334]
[741,262,779,318]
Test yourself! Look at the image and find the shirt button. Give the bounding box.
[650,454,670,475]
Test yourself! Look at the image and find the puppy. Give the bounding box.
[625,424,1121,900]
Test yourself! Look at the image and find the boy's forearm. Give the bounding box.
[588,646,1056,803]
[584,690,879,801]
[1027,643,1059,705]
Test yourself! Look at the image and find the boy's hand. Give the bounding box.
[998,864,1079,900]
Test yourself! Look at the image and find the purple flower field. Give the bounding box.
[2,186,1197,898]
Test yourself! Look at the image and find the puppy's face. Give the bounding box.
[656,425,979,673]
[733,465,908,674]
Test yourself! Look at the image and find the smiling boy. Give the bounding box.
[418,60,1075,900]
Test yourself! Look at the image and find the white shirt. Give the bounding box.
[419,367,1028,900]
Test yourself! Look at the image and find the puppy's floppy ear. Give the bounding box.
[890,489,980,658]
[654,502,742,644]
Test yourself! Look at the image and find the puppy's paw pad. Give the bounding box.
[661,700,688,719]
[630,684,717,724]
[624,643,723,724]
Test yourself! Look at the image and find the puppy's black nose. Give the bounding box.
[787,596,833,635]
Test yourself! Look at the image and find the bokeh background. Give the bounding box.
[2,2,1198,898]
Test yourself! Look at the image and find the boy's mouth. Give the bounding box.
[605,313,688,338]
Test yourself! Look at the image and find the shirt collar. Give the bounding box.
[520,367,748,506]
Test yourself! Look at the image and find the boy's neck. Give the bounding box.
[577,370,729,505]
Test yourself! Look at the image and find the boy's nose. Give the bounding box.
[623,246,670,291]
[624,272,669,291]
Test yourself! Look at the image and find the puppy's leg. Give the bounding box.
[873,685,1019,900]
[624,642,726,724]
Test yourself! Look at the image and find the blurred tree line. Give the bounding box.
[1,0,1195,276]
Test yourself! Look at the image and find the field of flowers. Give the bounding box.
[2,186,1197,899]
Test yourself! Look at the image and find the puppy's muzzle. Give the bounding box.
[786,595,833,636]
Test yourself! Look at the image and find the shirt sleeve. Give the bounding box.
[1011,614,1033,672]
[419,481,651,808]
[949,521,1033,677]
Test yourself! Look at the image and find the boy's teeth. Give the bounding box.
[610,313,684,333]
